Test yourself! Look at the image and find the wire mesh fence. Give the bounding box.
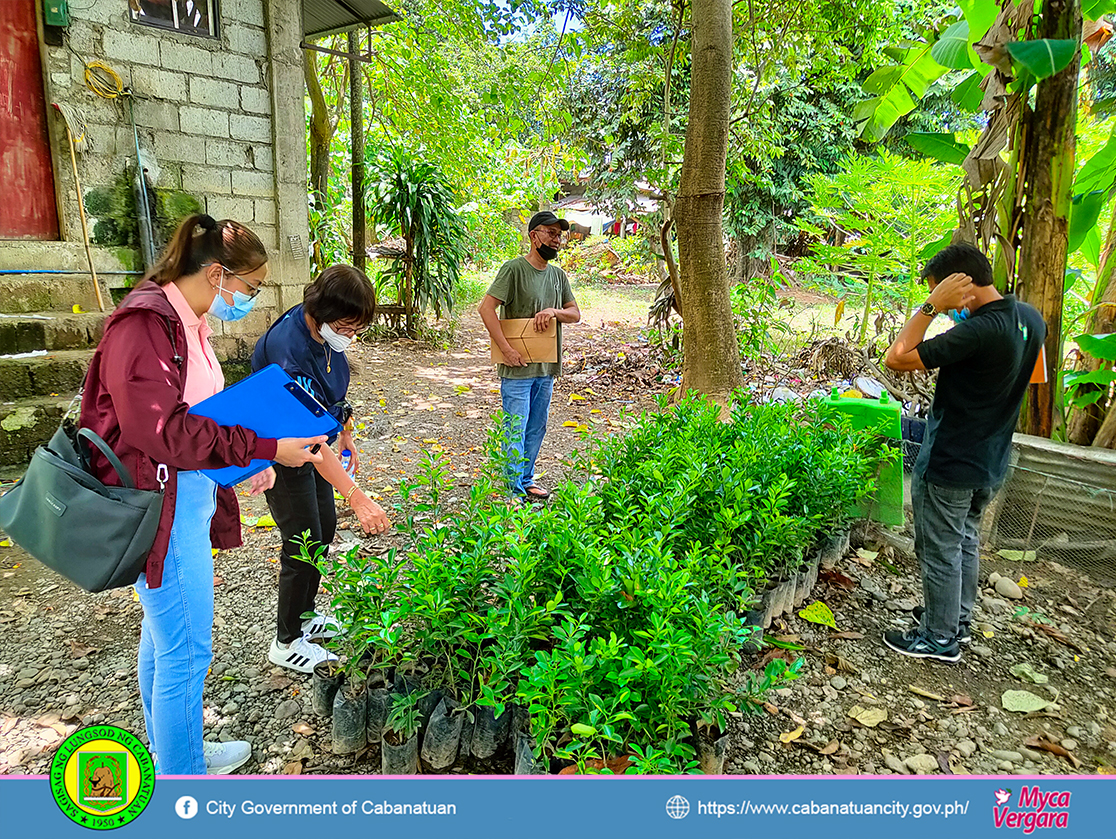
[899,434,1116,589]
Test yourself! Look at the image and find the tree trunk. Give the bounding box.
[675,0,743,405]
[1015,0,1082,438]
[1093,396,1116,447]
[349,30,366,273]
[304,50,333,271]
[660,215,683,316]
[404,229,415,337]
[1066,202,1116,444]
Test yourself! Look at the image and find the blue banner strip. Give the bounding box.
[3,775,1110,838]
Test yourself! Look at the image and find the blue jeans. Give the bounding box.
[137,470,217,775]
[911,470,995,642]
[500,375,554,494]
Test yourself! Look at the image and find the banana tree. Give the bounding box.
[853,0,1116,440]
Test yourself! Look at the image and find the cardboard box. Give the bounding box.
[491,317,558,364]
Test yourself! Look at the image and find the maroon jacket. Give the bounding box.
[78,280,278,588]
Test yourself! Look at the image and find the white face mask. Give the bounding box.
[319,322,353,353]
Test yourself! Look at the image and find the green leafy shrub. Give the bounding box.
[301,394,882,773]
[365,146,469,320]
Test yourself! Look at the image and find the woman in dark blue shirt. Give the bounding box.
[251,265,391,673]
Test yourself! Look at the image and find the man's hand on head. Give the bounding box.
[927,272,975,314]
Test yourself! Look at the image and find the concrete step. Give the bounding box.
[0,273,118,314]
[0,396,71,469]
[0,349,93,400]
[0,242,141,273]
[0,311,108,354]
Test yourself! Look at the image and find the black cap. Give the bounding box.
[528,211,570,232]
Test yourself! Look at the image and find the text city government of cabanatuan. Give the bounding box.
[206,800,458,817]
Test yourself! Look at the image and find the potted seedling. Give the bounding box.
[382,690,422,774]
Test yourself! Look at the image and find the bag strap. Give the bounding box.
[77,428,137,489]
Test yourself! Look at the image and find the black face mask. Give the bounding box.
[536,243,558,261]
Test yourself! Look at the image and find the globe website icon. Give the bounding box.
[666,795,690,819]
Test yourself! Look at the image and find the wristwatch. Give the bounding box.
[919,301,938,317]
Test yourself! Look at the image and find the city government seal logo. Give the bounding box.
[50,725,155,830]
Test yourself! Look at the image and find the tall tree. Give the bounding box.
[1015,0,1082,438]
[350,29,366,273]
[1067,203,1116,445]
[675,0,743,403]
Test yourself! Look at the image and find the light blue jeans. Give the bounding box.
[137,470,217,775]
[501,375,554,494]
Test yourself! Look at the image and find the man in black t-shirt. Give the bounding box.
[882,244,1045,662]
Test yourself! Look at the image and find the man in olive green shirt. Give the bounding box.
[479,211,581,499]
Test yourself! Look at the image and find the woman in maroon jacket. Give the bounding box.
[80,214,324,775]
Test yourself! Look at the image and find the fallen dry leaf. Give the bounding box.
[292,722,315,736]
[283,761,303,775]
[848,705,888,727]
[951,694,974,707]
[909,686,947,702]
[558,754,632,774]
[763,702,780,716]
[819,568,856,591]
[1024,734,1080,768]
[785,708,807,727]
[1024,619,1085,653]
[825,653,860,674]
[69,640,101,658]
[820,739,839,755]
[265,674,294,692]
[779,726,805,744]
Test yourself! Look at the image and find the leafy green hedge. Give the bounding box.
[308,395,883,773]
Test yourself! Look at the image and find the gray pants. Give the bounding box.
[911,471,995,641]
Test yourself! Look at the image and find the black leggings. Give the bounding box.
[264,464,336,644]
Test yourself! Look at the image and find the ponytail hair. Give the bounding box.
[148,214,268,286]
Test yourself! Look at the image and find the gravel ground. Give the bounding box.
[2,295,1115,776]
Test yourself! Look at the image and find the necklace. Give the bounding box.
[325,344,332,374]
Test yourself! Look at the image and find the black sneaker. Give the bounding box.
[883,628,961,662]
[911,606,972,645]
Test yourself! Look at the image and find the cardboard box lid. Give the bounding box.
[491,317,558,364]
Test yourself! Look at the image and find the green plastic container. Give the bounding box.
[822,386,904,527]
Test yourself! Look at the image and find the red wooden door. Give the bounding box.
[0,0,60,240]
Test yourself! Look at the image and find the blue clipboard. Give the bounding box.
[188,364,341,487]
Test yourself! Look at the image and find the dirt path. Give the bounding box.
[1,285,1114,776]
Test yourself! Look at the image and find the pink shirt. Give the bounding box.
[163,281,224,407]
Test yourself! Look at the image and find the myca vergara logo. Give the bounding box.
[993,786,1071,833]
[50,725,155,830]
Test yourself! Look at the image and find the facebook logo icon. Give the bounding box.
[175,796,198,819]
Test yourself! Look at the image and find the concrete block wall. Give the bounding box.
[37,0,312,362]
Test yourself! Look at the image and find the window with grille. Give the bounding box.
[129,0,219,39]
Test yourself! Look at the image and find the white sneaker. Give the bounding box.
[269,636,338,674]
[204,740,252,775]
[301,614,341,641]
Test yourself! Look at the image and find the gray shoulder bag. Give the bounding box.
[0,416,166,594]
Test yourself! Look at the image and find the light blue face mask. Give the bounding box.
[948,307,970,324]
[208,276,257,321]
